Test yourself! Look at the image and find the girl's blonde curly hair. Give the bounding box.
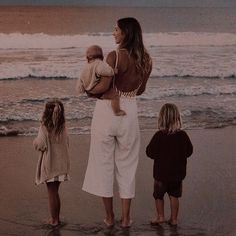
[41,99,65,137]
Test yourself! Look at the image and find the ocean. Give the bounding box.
[0,6,236,136]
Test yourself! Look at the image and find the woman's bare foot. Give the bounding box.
[150,217,166,225]
[115,110,126,116]
[120,219,133,228]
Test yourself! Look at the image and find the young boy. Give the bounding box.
[76,45,126,116]
[146,103,193,226]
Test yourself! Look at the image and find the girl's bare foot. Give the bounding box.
[44,219,60,227]
[104,218,114,227]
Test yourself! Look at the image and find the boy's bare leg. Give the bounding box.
[151,199,166,224]
[168,195,179,225]
[111,97,126,116]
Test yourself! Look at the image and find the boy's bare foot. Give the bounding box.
[115,110,126,116]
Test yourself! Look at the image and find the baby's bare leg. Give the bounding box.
[111,97,126,116]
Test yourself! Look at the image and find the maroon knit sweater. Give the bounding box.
[146,130,193,182]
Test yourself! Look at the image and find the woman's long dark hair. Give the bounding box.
[41,99,65,137]
[117,17,151,76]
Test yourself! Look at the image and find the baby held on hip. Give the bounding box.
[76,45,126,116]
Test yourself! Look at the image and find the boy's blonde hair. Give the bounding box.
[86,45,104,61]
[158,103,182,133]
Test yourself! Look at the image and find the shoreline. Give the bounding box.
[0,127,235,235]
[0,125,235,137]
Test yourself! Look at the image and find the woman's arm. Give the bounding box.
[106,51,116,69]
[88,76,113,94]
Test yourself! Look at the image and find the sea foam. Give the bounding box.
[0,32,236,49]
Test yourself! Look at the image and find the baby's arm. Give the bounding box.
[95,61,118,99]
[89,61,114,94]
[76,78,85,95]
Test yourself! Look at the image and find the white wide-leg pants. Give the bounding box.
[82,97,140,198]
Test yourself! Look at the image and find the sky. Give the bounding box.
[0,0,236,7]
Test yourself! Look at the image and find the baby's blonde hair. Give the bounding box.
[86,45,104,61]
[158,103,182,133]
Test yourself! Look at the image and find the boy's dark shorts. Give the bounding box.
[153,180,182,200]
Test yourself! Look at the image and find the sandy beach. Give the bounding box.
[0,127,235,236]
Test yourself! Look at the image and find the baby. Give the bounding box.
[76,45,126,116]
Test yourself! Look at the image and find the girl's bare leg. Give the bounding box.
[46,181,61,226]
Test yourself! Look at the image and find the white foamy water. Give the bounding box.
[1,32,236,49]
[0,32,236,79]
[0,32,236,135]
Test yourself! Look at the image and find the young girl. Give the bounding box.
[146,103,193,226]
[33,99,70,227]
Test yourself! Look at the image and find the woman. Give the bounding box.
[82,17,152,228]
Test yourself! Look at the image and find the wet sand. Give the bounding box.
[0,127,235,235]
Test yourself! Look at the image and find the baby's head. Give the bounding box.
[86,45,104,62]
[158,103,182,133]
